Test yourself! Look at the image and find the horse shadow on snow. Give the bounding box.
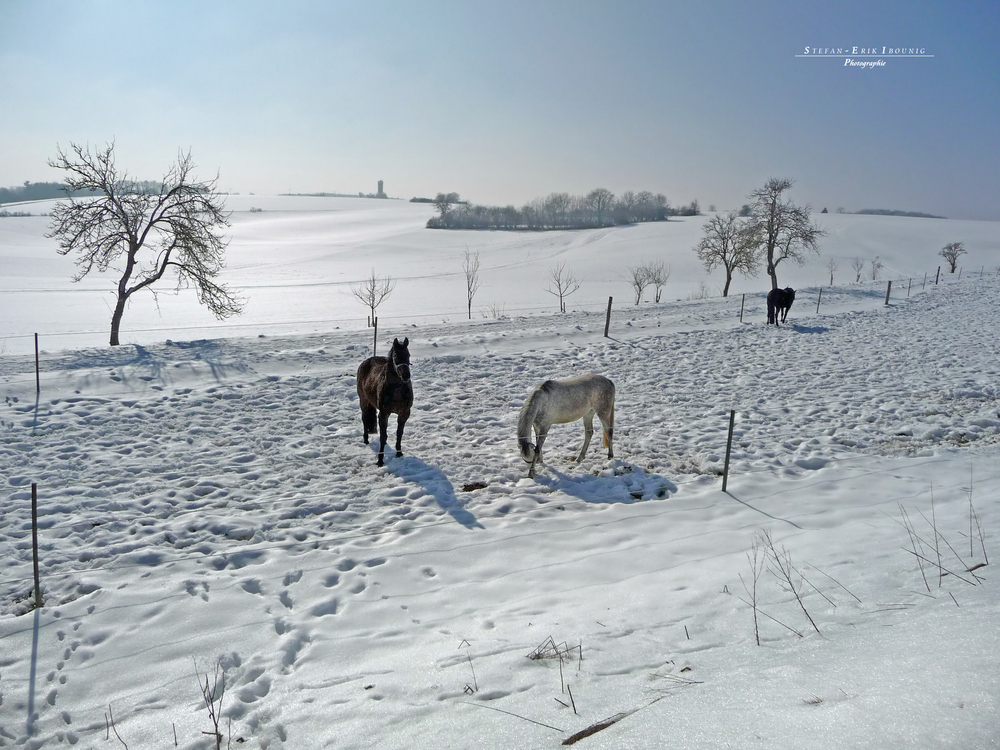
[534,461,678,504]
[790,324,829,335]
[384,453,484,529]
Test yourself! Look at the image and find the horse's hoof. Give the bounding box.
[376,458,385,467]
[396,451,403,458]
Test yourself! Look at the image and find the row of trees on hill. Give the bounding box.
[427,189,686,230]
[0,181,99,204]
[0,179,170,205]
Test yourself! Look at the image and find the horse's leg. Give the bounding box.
[376,409,390,466]
[577,410,595,462]
[361,404,377,444]
[598,408,614,459]
[528,422,547,478]
[394,409,409,458]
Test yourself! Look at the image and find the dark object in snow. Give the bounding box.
[357,337,413,466]
[517,374,615,479]
[767,287,795,325]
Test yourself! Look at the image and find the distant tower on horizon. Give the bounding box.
[376,180,387,199]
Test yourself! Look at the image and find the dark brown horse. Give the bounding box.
[357,337,413,466]
[767,287,795,325]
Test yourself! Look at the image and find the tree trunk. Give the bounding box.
[767,259,779,290]
[723,273,732,297]
[110,293,128,346]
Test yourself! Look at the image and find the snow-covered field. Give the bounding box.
[2,198,1000,748]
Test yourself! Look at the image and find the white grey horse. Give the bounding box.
[517,374,615,478]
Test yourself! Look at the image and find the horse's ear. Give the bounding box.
[403,337,408,346]
[393,338,400,346]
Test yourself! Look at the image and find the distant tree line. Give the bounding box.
[427,189,696,230]
[0,179,168,204]
[855,208,945,219]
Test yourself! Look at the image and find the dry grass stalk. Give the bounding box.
[759,530,821,635]
[527,636,580,663]
[739,536,765,645]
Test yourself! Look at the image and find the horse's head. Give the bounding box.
[785,288,795,304]
[519,438,536,463]
[390,337,411,382]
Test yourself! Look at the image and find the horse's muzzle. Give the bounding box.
[397,364,411,382]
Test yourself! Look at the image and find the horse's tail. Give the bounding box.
[602,400,615,448]
[517,391,540,462]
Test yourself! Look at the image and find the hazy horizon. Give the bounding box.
[2,1,998,220]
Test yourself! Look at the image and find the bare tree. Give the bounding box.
[826,257,838,285]
[463,248,482,319]
[869,256,884,281]
[694,212,759,297]
[543,192,571,228]
[626,265,651,305]
[646,261,671,303]
[746,178,825,290]
[434,192,460,217]
[940,241,966,273]
[851,257,866,283]
[546,261,580,312]
[47,142,243,346]
[351,269,395,324]
[587,188,616,226]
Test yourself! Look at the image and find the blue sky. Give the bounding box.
[2,0,998,219]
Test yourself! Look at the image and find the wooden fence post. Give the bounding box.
[815,288,822,314]
[739,293,745,323]
[34,333,40,395]
[603,297,613,337]
[884,280,892,305]
[722,410,736,492]
[32,483,42,608]
[935,266,941,285]
[373,317,378,357]
[907,278,912,297]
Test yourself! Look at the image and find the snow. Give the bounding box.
[1,197,999,748]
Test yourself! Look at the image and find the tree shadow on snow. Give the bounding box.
[534,462,678,504]
[54,339,251,386]
[385,454,484,529]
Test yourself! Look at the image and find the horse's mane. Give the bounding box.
[516,389,541,462]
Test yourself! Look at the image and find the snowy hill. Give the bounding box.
[1,197,999,748]
[2,194,999,354]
